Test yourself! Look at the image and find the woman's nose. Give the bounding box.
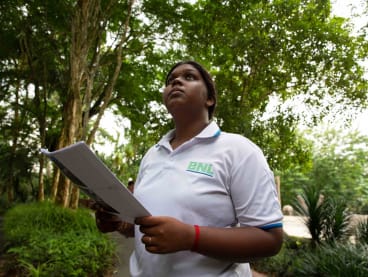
[171,76,182,86]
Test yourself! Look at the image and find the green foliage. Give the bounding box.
[0,0,367,209]
[255,184,368,275]
[310,128,368,212]
[251,235,310,276]
[356,218,368,244]
[172,0,368,170]
[252,235,368,276]
[322,198,351,243]
[2,202,116,276]
[295,242,368,277]
[0,142,38,202]
[293,185,324,244]
[277,165,311,207]
[293,184,351,245]
[280,127,368,213]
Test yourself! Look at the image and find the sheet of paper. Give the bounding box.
[41,141,150,223]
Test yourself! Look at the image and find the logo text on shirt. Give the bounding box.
[186,161,214,177]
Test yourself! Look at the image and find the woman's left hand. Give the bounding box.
[135,216,195,254]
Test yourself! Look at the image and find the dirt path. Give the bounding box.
[109,233,134,276]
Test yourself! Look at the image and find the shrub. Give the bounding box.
[251,235,310,276]
[293,185,324,245]
[2,201,116,277]
[356,218,368,244]
[294,242,368,276]
[321,198,351,244]
[252,235,368,276]
[293,185,351,246]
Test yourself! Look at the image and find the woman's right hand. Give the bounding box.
[95,210,134,237]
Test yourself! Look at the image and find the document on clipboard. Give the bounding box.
[40,141,150,224]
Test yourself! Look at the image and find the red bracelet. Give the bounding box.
[191,225,200,252]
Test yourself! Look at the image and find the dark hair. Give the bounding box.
[165,61,217,120]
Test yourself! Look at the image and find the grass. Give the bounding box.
[1,201,116,277]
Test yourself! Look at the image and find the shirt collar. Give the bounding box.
[156,121,221,148]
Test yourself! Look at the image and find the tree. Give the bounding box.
[1,0,367,208]
[0,0,163,207]
[143,0,367,170]
[55,0,138,208]
[308,127,368,212]
[281,126,368,212]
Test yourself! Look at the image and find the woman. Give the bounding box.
[96,61,283,276]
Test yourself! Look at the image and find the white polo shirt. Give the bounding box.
[130,121,283,277]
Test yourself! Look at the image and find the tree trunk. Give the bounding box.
[8,81,21,203]
[56,174,71,208]
[36,78,48,202]
[55,94,82,207]
[38,155,45,202]
[50,164,60,202]
[70,185,80,209]
[56,0,136,208]
[87,0,136,145]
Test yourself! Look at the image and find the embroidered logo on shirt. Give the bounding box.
[186,161,214,177]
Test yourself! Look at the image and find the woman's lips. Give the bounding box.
[168,88,184,98]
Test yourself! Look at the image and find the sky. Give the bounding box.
[332,0,366,30]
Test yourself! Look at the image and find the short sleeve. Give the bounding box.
[229,141,283,229]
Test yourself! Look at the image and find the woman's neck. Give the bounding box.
[170,119,210,150]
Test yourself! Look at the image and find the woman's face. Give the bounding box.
[163,64,214,119]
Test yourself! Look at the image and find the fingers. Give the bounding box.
[141,234,162,253]
[136,216,191,254]
[135,216,159,237]
[95,210,122,233]
[96,210,121,222]
[117,222,135,238]
[138,217,163,253]
[142,235,153,246]
[135,216,157,226]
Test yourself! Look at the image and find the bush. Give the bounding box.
[293,185,324,245]
[252,235,368,276]
[0,194,13,215]
[356,218,368,244]
[294,242,368,276]
[321,198,351,244]
[293,185,351,246]
[251,235,310,276]
[2,201,116,277]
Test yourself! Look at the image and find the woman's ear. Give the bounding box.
[205,98,215,108]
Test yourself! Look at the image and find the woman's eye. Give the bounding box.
[167,76,175,84]
[185,74,195,80]
[166,73,195,85]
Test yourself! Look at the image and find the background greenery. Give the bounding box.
[2,202,116,276]
[0,0,367,210]
[0,0,367,275]
[251,184,368,276]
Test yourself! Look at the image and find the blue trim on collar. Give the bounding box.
[195,121,221,139]
[213,129,221,137]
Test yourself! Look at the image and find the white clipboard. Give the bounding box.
[41,141,150,223]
